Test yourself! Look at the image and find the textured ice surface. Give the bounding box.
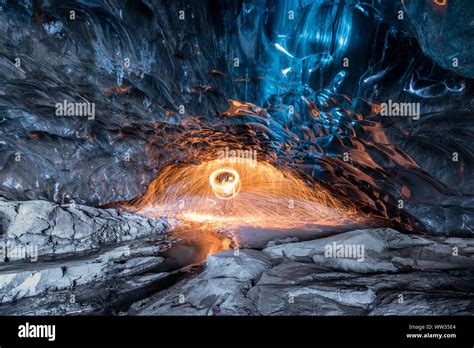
[0,0,472,236]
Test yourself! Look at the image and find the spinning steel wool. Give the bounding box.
[128,158,361,231]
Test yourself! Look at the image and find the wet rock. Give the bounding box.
[132,249,272,315]
[130,228,474,315]
[0,272,170,316]
[133,277,255,316]
[247,284,374,316]
[0,200,169,310]
[0,245,165,303]
[1,223,473,316]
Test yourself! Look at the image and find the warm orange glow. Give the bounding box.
[434,0,447,5]
[209,168,241,200]
[169,222,233,261]
[128,158,361,231]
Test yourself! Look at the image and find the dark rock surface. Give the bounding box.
[3,204,470,316]
[130,228,474,315]
[404,0,474,79]
[0,199,169,312]
[0,199,167,259]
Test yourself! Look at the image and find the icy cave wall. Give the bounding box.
[0,0,473,235]
[0,0,240,205]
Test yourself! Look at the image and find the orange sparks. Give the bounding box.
[128,158,361,231]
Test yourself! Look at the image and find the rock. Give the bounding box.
[0,199,170,310]
[117,257,165,277]
[132,249,273,315]
[405,1,474,79]
[130,228,474,315]
[263,228,431,260]
[0,200,167,260]
[0,247,122,303]
[0,245,166,303]
[134,277,255,316]
[257,262,357,285]
[0,272,171,315]
[247,285,369,316]
[204,249,272,281]
[369,292,474,316]
[311,255,398,274]
[266,237,300,248]
[1,222,473,316]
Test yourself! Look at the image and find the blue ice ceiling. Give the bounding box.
[219,0,473,235]
[229,0,466,105]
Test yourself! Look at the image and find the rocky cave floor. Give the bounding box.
[0,198,473,316]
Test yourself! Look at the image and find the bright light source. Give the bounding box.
[209,168,241,200]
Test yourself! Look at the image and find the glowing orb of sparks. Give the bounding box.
[209,168,241,200]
